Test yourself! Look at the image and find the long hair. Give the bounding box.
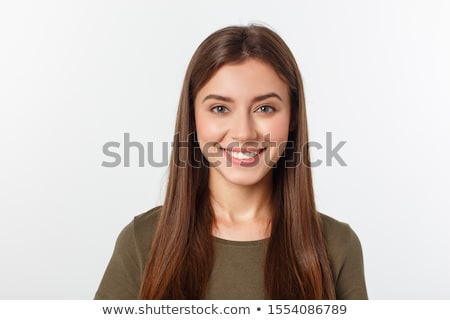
[139,25,336,299]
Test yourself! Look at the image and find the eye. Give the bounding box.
[211,105,229,113]
[256,105,275,113]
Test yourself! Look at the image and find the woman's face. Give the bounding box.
[194,58,291,187]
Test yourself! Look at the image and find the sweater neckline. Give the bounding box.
[212,236,269,247]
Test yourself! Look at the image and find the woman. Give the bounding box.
[94,24,368,300]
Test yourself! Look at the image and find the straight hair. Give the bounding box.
[139,25,336,299]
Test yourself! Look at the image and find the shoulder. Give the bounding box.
[319,212,360,248]
[94,206,163,300]
[319,212,363,263]
[115,206,161,245]
[127,206,162,256]
[319,212,368,299]
[132,206,162,237]
[111,205,162,270]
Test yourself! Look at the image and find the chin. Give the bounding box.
[214,167,272,188]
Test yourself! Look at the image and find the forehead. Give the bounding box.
[195,59,289,101]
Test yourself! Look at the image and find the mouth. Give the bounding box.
[221,147,266,165]
[224,149,264,159]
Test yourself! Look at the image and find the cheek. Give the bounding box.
[195,113,224,145]
[265,116,290,143]
[263,116,291,163]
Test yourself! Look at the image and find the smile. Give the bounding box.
[221,147,266,165]
[226,150,260,159]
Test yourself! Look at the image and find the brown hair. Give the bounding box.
[139,24,336,299]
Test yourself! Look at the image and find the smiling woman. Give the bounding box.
[94,24,368,300]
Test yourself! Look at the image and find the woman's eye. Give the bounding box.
[211,105,228,113]
[257,105,275,113]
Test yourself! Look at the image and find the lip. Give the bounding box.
[227,147,264,153]
[221,147,266,167]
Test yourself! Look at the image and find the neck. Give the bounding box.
[208,170,273,240]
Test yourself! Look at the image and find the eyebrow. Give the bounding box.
[202,92,283,104]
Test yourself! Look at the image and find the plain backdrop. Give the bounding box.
[0,0,449,299]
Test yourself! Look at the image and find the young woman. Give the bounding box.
[94,25,368,300]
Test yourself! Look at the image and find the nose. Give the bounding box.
[229,113,258,142]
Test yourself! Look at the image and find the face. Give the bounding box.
[194,58,291,188]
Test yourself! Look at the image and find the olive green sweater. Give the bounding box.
[94,206,368,300]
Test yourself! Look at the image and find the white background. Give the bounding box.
[0,0,449,299]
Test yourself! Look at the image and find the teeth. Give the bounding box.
[226,150,259,159]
